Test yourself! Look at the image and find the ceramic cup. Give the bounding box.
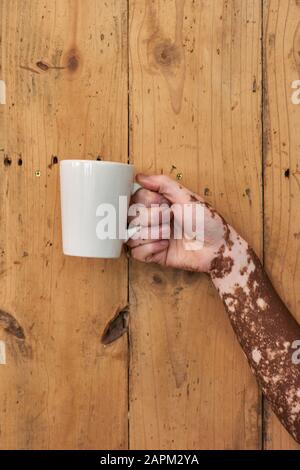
[59,160,141,258]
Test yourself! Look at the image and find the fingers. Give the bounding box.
[128,204,171,227]
[130,240,169,263]
[136,174,202,204]
[127,224,171,248]
[128,187,170,226]
[130,187,169,207]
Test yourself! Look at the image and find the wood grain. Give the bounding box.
[1,0,299,450]
[129,0,262,449]
[0,0,128,449]
[263,0,300,450]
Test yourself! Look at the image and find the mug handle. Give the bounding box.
[125,182,142,242]
[131,182,142,195]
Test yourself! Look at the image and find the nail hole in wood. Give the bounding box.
[36,61,49,71]
[4,156,12,166]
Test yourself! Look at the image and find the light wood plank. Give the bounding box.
[0,0,128,449]
[129,0,262,449]
[263,0,300,450]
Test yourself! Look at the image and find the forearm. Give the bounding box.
[209,226,300,443]
[128,174,300,442]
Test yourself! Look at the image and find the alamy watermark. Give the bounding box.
[292,340,300,365]
[95,197,205,251]
[291,80,300,105]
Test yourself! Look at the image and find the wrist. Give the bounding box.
[209,225,254,295]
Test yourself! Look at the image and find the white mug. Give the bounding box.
[59,160,141,258]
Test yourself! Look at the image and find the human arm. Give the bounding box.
[128,174,300,443]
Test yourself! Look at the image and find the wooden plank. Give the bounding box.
[263,0,300,450]
[0,0,128,449]
[129,0,262,449]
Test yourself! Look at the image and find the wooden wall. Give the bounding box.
[0,0,128,449]
[0,0,299,450]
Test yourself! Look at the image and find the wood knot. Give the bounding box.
[0,309,25,339]
[152,274,163,284]
[101,306,129,345]
[154,41,181,67]
[65,48,81,73]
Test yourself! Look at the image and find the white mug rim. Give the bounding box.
[60,159,133,168]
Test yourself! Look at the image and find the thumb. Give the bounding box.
[136,174,197,204]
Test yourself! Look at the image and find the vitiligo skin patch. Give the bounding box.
[210,225,300,443]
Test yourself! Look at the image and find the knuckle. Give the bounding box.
[157,174,170,184]
[145,254,153,263]
[131,189,147,204]
[131,247,144,261]
[145,192,161,206]
[130,249,139,260]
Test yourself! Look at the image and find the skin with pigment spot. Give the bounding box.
[211,226,300,442]
[128,174,300,444]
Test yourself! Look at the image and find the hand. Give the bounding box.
[127,174,228,272]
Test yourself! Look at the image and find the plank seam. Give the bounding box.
[127,0,131,451]
[261,0,266,451]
